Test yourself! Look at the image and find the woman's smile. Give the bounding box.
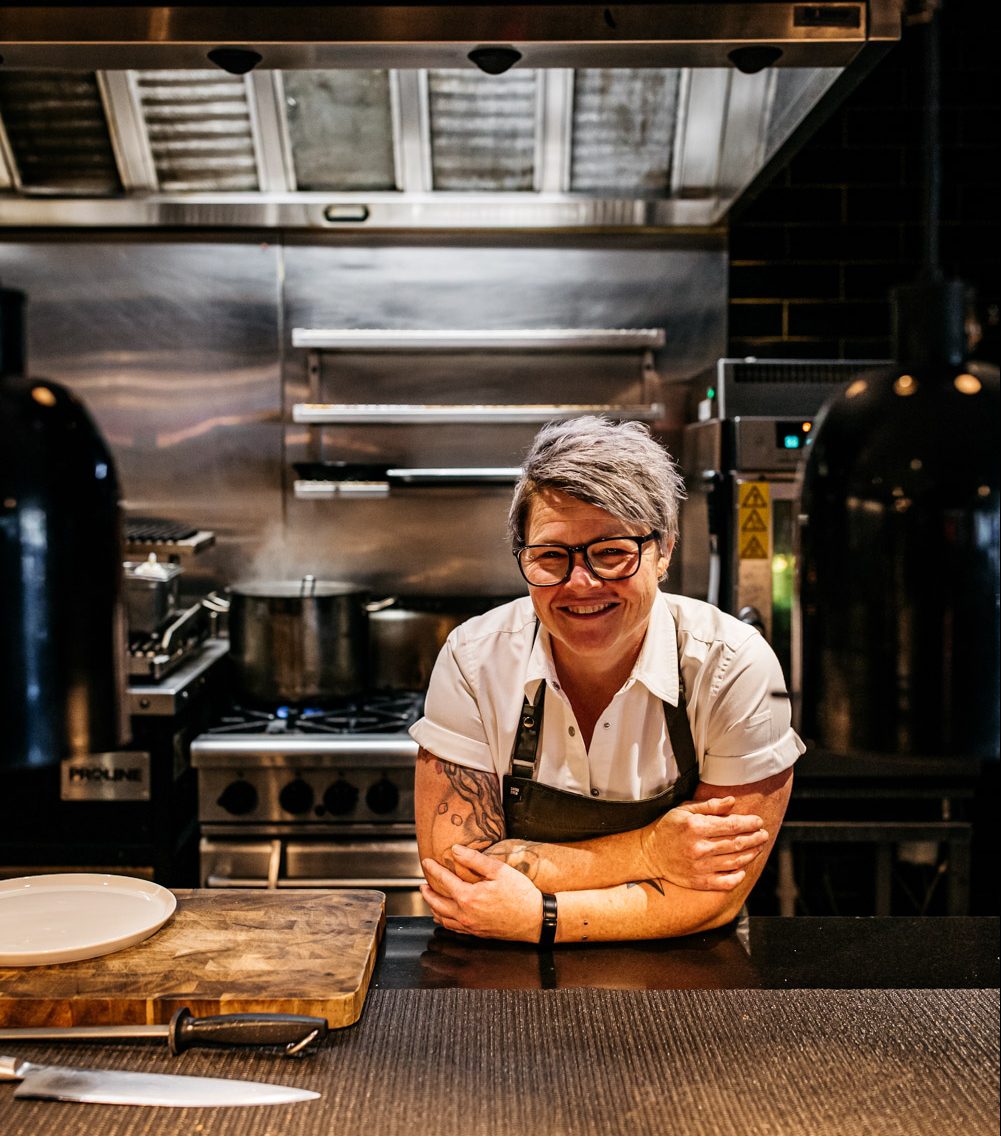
[561,602,618,616]
[524,488,670,675]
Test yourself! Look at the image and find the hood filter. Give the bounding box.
[134,70,258,192]
[0,72,121,195]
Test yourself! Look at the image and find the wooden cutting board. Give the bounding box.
[0,889,384,1029]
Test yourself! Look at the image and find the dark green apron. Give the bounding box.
[502,652,700,843]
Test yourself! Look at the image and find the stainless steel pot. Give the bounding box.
[369,596,516,690]
[228,576,372,705]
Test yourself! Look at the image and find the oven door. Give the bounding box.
[199,835,430,916]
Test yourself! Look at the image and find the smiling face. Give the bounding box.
[524,488,672,680]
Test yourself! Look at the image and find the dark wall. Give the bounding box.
[728,2,999,363]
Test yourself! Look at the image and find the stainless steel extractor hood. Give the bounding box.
[0,3,902,229]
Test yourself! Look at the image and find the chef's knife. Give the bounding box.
[0,1007,328,1056]
[0,1053,320,1107]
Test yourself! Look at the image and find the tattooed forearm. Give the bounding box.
[485,841,544,881]
[418,747,505,856]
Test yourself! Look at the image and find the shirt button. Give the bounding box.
[568,726,576,737]
[591,788,600,797]
[602,722,610,729]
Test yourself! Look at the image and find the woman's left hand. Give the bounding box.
[420,845,543,942]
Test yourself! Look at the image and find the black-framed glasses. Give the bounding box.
[514,531,661,587]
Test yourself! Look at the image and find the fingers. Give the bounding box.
[704,829,769,856]
[451,844,505,878]
[423,845,499,892]
[693,811,765,838]
[688,831,767,865]
[692,869,747,892]
[422,857,463,898]
[705,849,762,873]
[684,796,736,816]
[681,799,765,835]
[420,884,471,934]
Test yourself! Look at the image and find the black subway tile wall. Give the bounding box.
[728,3,999,363]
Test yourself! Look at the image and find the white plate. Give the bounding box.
[0,873,176,967]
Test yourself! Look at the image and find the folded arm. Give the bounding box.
[415,746,792,941]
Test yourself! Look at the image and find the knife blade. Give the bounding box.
[0,1007,328,1056]
[0,1054,320,1107]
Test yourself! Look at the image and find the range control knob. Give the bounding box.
[323,779,359,816]
[279,778,314,815]
[216,779,258,816]
[366,777,399,816]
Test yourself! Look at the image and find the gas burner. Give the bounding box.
[205,691,424,737]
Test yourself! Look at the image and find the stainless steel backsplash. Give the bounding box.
[2,233,725,597]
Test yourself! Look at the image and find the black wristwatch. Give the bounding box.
[538,892,558,948]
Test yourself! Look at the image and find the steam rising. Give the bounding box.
[237,521,356,587]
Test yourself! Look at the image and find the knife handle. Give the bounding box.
[168,1008,329,1056]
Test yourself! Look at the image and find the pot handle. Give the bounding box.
[366,595,398,613]
[300,574,317,597]
[201,591,230,614]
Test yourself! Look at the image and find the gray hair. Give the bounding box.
[507,416,686,551]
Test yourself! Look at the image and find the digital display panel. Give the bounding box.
[774,419,814,450]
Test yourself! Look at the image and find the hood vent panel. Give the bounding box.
[0,72,121,195]
[134,70,258,192]
[570,69,681,196]
[284,70,396,191]
[0,62,848,223]
[427,70,537,192]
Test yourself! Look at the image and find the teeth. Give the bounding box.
[566,604,611,614]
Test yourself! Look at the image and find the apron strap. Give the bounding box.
[511,620,545,779]
[662,679,698,782]
[511,681,546,779]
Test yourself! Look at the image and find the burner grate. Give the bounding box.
[205,692,425,736]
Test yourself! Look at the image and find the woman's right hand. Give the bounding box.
[638,797,769,891]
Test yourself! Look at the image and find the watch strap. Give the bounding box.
[539,892,558,948]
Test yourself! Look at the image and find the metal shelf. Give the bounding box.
[289,327,665,491]
[293,467,522,499]
[291,327,665,351]
[292,403,664,425]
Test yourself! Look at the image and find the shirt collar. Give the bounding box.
[524,620,555,700]
[522,593,680,705]
[632,593,681,705]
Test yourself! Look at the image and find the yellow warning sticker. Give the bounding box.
[738,481,770,559]
[740,534,769,559]
[740,509,768,533]
[739,484,768,508]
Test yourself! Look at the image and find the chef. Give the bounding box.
[411,416,803,943]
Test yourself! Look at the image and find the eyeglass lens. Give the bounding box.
[519,537,645,585]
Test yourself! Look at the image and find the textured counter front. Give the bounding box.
[1,918,997,1136]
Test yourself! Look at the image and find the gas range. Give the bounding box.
[190,691,422,827]
[190,691,427,910]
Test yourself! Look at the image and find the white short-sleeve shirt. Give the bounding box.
[409,593,804,799]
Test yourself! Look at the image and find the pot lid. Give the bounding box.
[231,578,369,599]
[124,554,181,582]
